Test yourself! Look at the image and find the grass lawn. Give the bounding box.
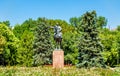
[0,66,120,76]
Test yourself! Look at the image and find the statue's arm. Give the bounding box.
[49,26,54,29]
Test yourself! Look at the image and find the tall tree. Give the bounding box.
[77,11,105,68]
[116,32,120,65]
[0,20,10,27]
[0,35,6,54]
[33,20,53,66]
[0,23,19,65]
[0,35,6,65]
[97,16,107,28]
[63,32,78,65]
[16,30,34,66]
[69,17,79,27]
[100,29,120,66]
[117,25,120,31]
[13,18,36,39]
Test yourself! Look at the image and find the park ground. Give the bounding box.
[0,66,120,76]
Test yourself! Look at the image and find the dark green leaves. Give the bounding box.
[77,11,106,68]
[33,20,53,66]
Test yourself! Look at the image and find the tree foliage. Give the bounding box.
[16,30,34,66]
[0,20,10,27]
[77,11,106,68]
[117,25,120,31]
[0,23,19,65]
[63,32,78,65]
[100,29,120,66]
[0,10,120,67]
[97,16,107,28]
[33,20,53,66]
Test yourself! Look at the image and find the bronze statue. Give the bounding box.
[53,24,62,49]
[49,23,62,49]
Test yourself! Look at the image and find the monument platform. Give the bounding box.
[53,50,64,68]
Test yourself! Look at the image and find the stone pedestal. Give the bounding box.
[53,50,64,68]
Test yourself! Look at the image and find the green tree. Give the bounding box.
[0,35,6,54]
[13,18,36,39]
[117,25,120,31]
[0,20,10,27]
[0,23,19,65]
[13,24,23,39]
[63,32,78,65]
[97,16,107,28]
[77,11,105,68]
[100,29,120,66]
[0,35,6,65]
[16,30,34,66]
[3,21,10,27]
[116,32,120,65]
[69,17,80,27]
[33,20,53,66]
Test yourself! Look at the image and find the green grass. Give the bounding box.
[0,66,120,76]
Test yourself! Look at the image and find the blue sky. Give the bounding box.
[0,0,120,29]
